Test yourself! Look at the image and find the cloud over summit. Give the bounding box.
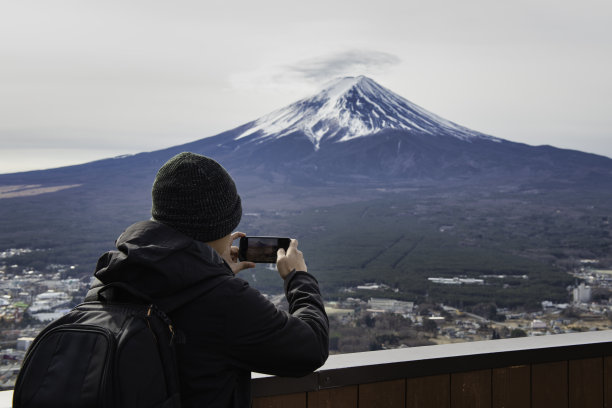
[286,50,402,82]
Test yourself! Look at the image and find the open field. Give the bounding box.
[239,186,612,309]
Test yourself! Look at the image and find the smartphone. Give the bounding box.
[238,236,291,263]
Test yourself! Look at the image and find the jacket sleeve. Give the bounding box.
[223,270,329,377]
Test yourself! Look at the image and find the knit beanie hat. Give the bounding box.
[151,152,242,242]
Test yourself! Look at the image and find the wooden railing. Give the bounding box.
[252,330,612,408]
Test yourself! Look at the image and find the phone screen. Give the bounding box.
[238,237,290,263]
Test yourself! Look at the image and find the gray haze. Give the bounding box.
[1,0,611,173]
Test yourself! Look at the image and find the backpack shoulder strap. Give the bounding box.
[85,279,179,314]
[97,281,153,303]
[85,280,185,345]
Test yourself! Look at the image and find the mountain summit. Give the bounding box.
[236,76,497,150]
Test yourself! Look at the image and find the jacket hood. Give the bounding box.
[90,220,233,311]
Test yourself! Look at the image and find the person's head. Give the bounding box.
[151,152,242,243]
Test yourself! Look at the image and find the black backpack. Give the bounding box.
[13,283,182,408]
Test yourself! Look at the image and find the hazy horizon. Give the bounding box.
[1,0,611,174]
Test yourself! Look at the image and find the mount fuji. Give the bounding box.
[167,75,611,188]
[2,75,611,194]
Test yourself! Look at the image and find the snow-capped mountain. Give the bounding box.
[175,75,606,186]
[236,76,499,150]
[2,75,612,193]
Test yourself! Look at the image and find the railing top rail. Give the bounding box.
[252,330,612,396]
[317,329,612,370]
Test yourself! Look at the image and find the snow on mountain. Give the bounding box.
[237,76,499,149]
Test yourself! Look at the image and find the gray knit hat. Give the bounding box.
[151,152,242,242]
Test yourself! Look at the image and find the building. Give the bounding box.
[368,298,414,314]
[573,283,592,303]
[16,337,34,351]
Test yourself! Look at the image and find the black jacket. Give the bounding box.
[89,220,329,407]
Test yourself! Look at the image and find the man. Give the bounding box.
[87,152,329,407]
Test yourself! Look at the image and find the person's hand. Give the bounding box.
[224,232,255,274]
[276,239,307,280]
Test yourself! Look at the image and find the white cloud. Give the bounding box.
[229,50,401,95]
[285,50,401,83]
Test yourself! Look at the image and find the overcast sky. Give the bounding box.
[1,0,611,174]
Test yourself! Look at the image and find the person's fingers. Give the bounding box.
[231,231,246,241]
[229,246,239,262]
[289,239,298,249]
